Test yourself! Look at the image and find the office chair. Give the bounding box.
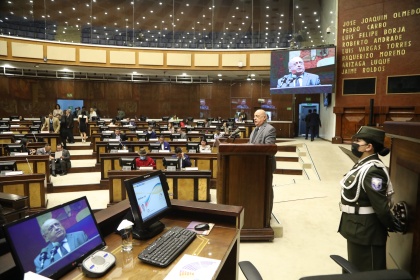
[299,255,413,280]
[239,261,263,280]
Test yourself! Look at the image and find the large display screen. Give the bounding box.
[270,46,336,95]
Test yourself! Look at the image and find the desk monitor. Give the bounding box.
[137,133,148,141]
[30,125,40,133]
[170,133,181,141]
[186,127,195,133]
[107,142,122,153]
[0,160,17,173]
[227,121,234,128]
[148,142,161,152]
[120,120,129,126]
[91,116,99,122]
[5,144,24,155]
[186,142,199,153]
[119,157,137,171]
[2,196,106,279]
[207,118,214,122]
[228,118,235,123]
[196,121,205,128]
[124,170,172,240]
[161,116,170,121]
[101,132,112,141]
[204,134,214,140]
[96,120,105,126]
[99,126,109,132]
[172,121,180,128]
[147,121,156,127]
[32,120,42,126]
[0,120,9,126]
[13,134,26,142]
[186,117,194,122]
[0,125,10,133]
[9,116,20,121]
[163,157,179,171]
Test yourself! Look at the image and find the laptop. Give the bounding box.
[3,196,107,279]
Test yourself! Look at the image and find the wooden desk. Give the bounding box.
[0,173,47,208]
[21,133,61,152]
[108,170,211,203]
[63,199,243,280]
[0,154,51,183]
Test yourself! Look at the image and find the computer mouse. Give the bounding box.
[194,223,210,231]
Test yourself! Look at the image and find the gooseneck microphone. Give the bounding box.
[278,76,288,88]
[39,248,48,269]
[26,158,34,174]
[229,128,241,138]
[285,74,297,86]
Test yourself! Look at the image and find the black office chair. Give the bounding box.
[239,261,263,280]
[299,255,413,280]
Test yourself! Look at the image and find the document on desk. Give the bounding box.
[164,254,221,280]
[54,151,62,159]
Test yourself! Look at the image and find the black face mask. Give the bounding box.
[351,143,364,158]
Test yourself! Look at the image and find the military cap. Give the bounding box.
[353,126,384,146]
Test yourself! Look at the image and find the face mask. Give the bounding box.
[140,156,146,160]
[351,143,364,158]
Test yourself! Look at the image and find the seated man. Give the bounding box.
[157,135,171,151]
[111,129,127,141]
[53,144,71,176]
[172,147,192,168]
[176,127,188,139]
[135,148,156,169]
[36,143,57,176]
[146,126,157,139]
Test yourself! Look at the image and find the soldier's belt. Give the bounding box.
[339,203,375,215]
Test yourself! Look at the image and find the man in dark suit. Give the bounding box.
[34,218,88,272]
[172,147,192,169]
[307,109,321,141]
[54,144,71,176]
[110,128,128,141]
[157,135,171,151]
[249,109,277,216]
[62,109,75,146]
[304,109,312,140]
[277,56,321,88]
[36,143,57,176]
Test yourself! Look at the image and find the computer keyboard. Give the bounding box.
[138,226,196,267]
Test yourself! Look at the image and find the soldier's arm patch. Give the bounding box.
[371,177,383,191]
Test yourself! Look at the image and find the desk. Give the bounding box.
[60,199,243,280]
[0,155,51,185]
[0,173,46,208]
[108,170,211,203]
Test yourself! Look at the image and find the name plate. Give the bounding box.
[184,167,198,171]
[117,150,129,153]
[139,166,153,170]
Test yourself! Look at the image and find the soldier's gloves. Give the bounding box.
[389,201,408,234]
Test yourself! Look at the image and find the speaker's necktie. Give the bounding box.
[251,127,259,143]
[60,241,68,256]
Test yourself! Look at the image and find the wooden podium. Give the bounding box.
[217,142,277,241]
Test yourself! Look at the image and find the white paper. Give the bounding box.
[54,151,62,159]
[117,219,134,231]
[164,254,221,280]
[24,271,52,280]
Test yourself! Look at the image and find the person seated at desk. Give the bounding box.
[111,129,127,141]
[147,126,157,139]
[41,113,60,133]
[221,121,230,134]
[167,122,175,133]
[199,139,212,153]
[172,147,192,168]
[36,143,56,176]
[158,135,170,151]
[176,127,188,139]
[214,128,223,139]
[108,119,118,127]
[135,148,156,169]
[21,138,36,155]
[53,144,71,176]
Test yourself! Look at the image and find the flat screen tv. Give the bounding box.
[196,121,205,128]
[119,157,137,170]
[0,125,10,133]
[0,160,17,172]
[107,142,122,152]
[5,143,24,155]
[124,171,172,240]
[148,142,161,152]
[137,133,148,141]
[101,132,112,141]
[170,133,181,141]
[2,196,106,279]
[9,116,20,121]
[186,142,199,153]
[161,116,170,121]
[163,157,179,170]
[270,46,336,95]
[0,120,9,126]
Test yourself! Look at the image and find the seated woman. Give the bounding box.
[199,139,212,153]
[167,122,175,133]
[135,148,156,169]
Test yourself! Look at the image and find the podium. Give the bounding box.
[217,142,277,241]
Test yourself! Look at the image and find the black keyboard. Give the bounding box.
[138,226,196,267]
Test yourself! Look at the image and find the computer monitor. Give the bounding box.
[101,132,112,141]
[120,120,129,126]
[0,125,10,133]
[5,144,24,155]
[186,142,199,153]
[2,196,107,279]
[186,117,194,122]
[204,134,214,140]
[163,157,179,171]
[159,125,168,131]
[124,171,172,240]
[0,160,17,173]
[96,120,105,126]
[207,118,214,122]
[228,118,235,123]
[148,142,161,152]
[107,142,122,153]
[161,116,170,121]
[172,121,180,128]
[170,133,181,141]
[147,121,156,127]
[32,120,42,126]
[128,126,137,131]
[119,157,137,171]
[13,134,26,142]
[0,120,9,126]
[186,127,195,133]
[99,126,109,132]
[91,116,99,121]
[30,125,40,133]
[196,121,204,128]
[227,121,234,128]
[137,133,148,141]
[9,116,20,121]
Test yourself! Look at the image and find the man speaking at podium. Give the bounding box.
[249,109,276,215]
[277,56,321,88]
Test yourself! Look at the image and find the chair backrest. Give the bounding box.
[239,261,263,280]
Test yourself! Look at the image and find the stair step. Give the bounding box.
[50,172,101,187]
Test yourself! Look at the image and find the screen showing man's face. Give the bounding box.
[289,57,305,75]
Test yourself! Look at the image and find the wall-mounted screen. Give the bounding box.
[270,46,336,95]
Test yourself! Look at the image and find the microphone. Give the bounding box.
[39,248,48,269]
[229,128,241,138]
[26,158,33,174]
[49,246,58,263]
[285,74,296,86]
[32,132,38,142]
[278,76,288,88]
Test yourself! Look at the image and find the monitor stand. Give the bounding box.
[133,221,165,240]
